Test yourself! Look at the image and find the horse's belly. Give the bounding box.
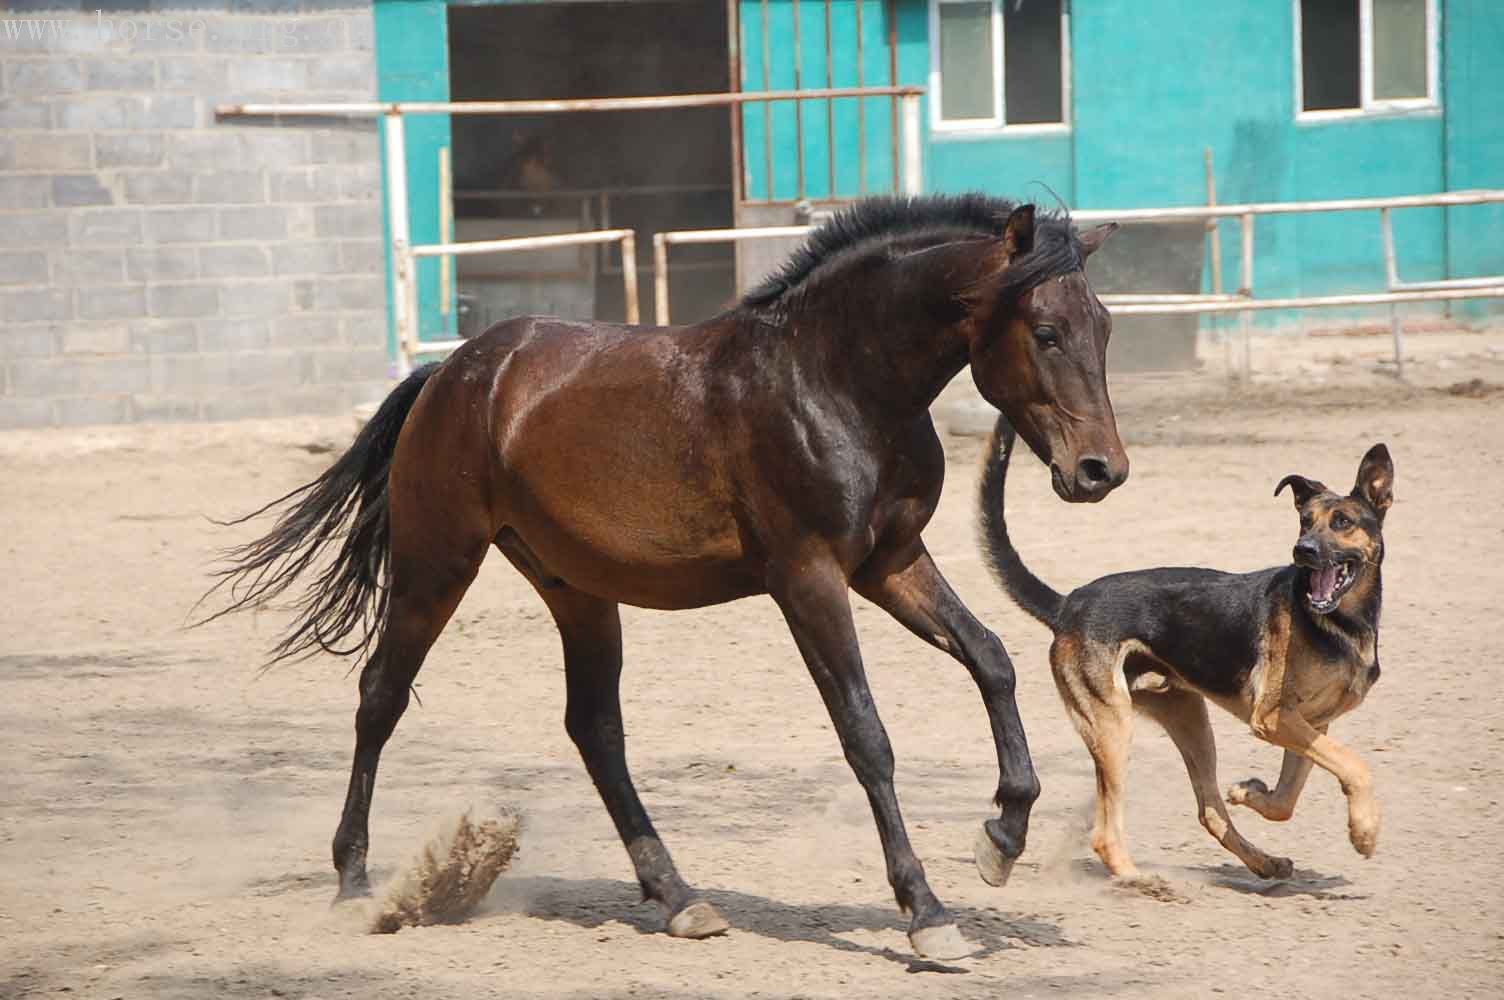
[502,485,762,609]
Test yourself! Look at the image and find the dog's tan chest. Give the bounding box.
[1287,634,1378,723]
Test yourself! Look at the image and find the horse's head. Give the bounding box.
[962,205,1127,503]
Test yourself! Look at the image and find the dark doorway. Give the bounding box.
[448,1,735,330]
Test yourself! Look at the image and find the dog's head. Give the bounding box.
[1274,444,1393,616]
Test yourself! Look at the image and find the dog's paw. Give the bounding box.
[1255,854,1295,880]
[1349,818,1379,857]
[1226,778,1268,807]
[1348,798,1380,857]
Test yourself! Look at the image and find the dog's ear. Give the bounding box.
[1351,443,1394,522]
[1275,474,1328,510]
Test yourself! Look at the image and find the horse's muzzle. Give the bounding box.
[1051,453,1128,503]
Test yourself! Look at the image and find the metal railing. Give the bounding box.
[652,189,1504,377]
[738,0,911,203]
[402,228,639,358]
[217,87,925,376]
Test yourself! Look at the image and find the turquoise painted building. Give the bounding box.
[370,0,1504,352]
[736,0,1504,309]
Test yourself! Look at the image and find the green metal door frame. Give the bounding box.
[374,0,456,364]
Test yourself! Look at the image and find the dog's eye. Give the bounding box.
[1033,326,1060,350]
[1331,512,1351,530]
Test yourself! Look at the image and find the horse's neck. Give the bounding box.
[789,300,972,424]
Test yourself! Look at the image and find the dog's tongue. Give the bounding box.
[1310,565,1338,602]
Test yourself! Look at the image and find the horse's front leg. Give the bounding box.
[853,542,1040,889]
[768,556,974,961]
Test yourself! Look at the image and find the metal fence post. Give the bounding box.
[653,233,672,326]
[1238,212,1255,382]
[383,109,414,378]
[619,231,641,325]
[900,93,923,196]
[1381,207,1405,378]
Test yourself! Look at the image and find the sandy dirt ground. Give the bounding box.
[3,330,1503,999]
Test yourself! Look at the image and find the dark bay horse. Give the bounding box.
[207,194,1126,959]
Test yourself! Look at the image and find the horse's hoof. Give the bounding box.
[974,825,1016,887]
[667,900,730,939]
[909,923,976,961]
[332,877,372,906]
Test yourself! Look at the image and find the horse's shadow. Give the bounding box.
[482,875,1074,973]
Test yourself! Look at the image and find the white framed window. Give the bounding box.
[929,0,1070,135]
[1296,0,1439,120]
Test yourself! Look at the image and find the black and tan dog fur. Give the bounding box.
[979,418,1393,879]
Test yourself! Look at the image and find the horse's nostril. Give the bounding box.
[1078,457,1111,487]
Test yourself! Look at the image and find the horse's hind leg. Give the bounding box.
[541,584,728,939]
[331,545,485,899]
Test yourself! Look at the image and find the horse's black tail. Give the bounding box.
[978,415,1065,630]
[195,362,441,666]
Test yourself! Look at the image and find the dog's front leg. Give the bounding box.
[1228,746,1317,821]
[1263,713,1378,857]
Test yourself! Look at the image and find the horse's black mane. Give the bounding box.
[742,193,1083,311]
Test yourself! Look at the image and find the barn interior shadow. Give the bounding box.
[483,875,1073,972]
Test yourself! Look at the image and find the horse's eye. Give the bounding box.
[1033,326,1060,350]
[1331,512,1351,530]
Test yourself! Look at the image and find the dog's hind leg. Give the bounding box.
[1135,689,1294,880]
[1228,746,1317,822]
[1051,639,1137,877]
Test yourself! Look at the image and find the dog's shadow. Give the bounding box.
[481,875,1074,973]
[1197,863,1364,900]
[1063,857,1362,902]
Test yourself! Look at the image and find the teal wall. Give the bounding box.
[741,0,900,200]
[739,0,1504,306]
[1443,0,1504,313]
[374,0,455,356]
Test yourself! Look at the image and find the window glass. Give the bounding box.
[939,2,996,121]
[1003,0,1063,124]
[1372,0,1427,99]
[1301,0,1362,111]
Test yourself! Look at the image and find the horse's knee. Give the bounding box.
[968,631,1017,698]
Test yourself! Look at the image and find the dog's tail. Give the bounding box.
[978,415,1064,630]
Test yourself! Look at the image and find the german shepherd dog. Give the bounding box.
[979,418,1393,879]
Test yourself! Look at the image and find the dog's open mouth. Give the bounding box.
[1307,561,1357,613]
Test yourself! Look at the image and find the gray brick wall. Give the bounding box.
[0,1,388,428]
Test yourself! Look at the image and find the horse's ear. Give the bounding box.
[1350,443,1394,521]
[1274,474,1328,510]
[1079,222,1119,259]
[1003,204,1035,258]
